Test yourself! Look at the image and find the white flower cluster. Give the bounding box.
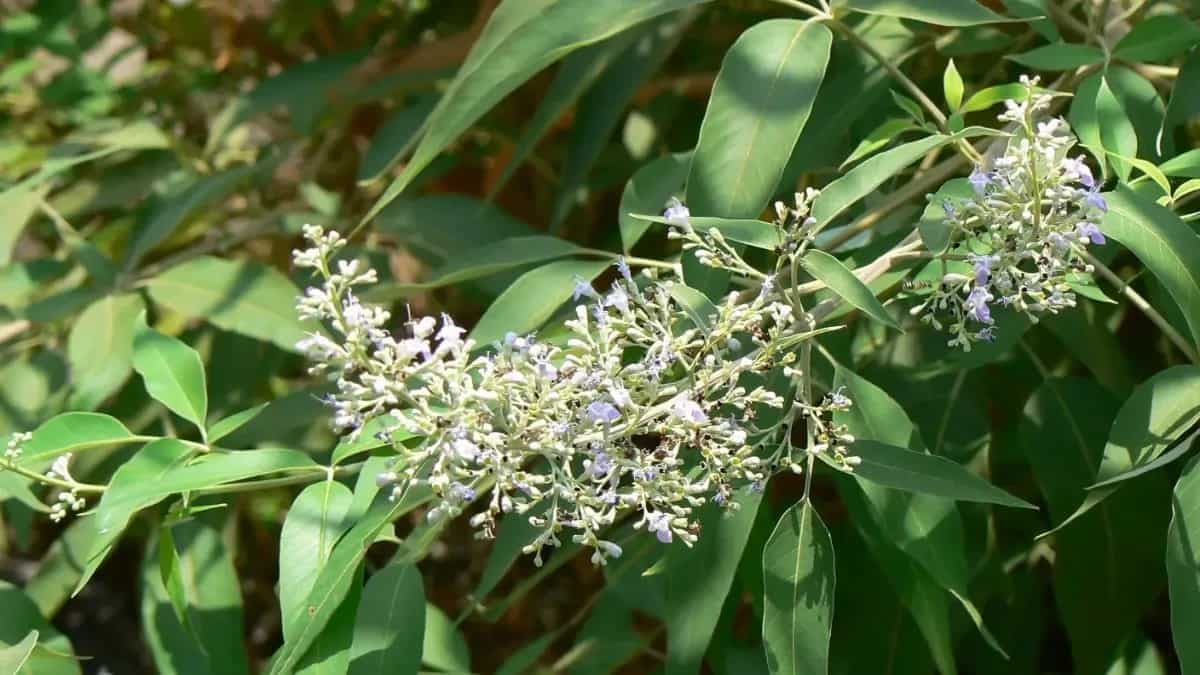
[46,453,86,522]
[913,76,1106,350]
[293,213,856,565]
[4,431,29,463]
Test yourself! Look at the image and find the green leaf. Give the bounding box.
[24,121,171,188]
[19,412,136,469]
[550,13,691,227]
[0,183,45,266]
[1008,42,1105,70]
[157,526,192,630]
[663,492,762,675]
[473,500,552,603]
[0,472,49,514]
[417,235,584,290]
[270,490,430,675]
[1089,425,1199,490]
[24,518,99,615]
[468,258,610,346]
[348,562,425,675]
[330,418,417,466]
[127,162,269,266]
[686,20,831,219]
[828,526,935,675]
[961,83,1026,113]
[631,214,782,250]
[1161,50,1200,155]
[362,0,712,225]
[1001,0,1060,41]
[207,404,268,444]
[486,35,631,200]
[85,442,318,592]
[280,482,355,643]
[1160,149,1200,178]
[833,365,1004,658]
[1114,14,1200,63]
[812,134,947,228]
[942,59,964,111]
[841,118,917,168]
[918,178,973,254]
[141,512,250,675]
[133,313,208,433]
[1088,365,1200,489]
[1167,455,1200,674]
[801,249,901,330]
[1106,65,1168,163]
[283,482,359,675]
[67,293,145,410]
[762,501,835,675]
[207,53,363,151]
[1102,187,1200,354]
[1020,378,1169,675]
[838,0,1012,26]
[146,256,308,353]
[669,283,719,331]
[837,490,957,674]
[619,152,690,252]
[422,603,471,672]
[496,631,560,675]
[358,95,438,183]
[1097,76,1139,183]
[0,581,80,675]
[0,630,38,675]
[842,439,1035,508]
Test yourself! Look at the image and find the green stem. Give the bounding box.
[2,462,106,494]
[191,462,366,497]
[1081,249,1200,363]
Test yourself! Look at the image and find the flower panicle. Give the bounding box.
[292,221,857,565]
[913,75,1105,350]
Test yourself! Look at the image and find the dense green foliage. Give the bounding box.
[2,1,1200,674]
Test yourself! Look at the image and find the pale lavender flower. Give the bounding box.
[1076,222,1105,245]
[966,286,994,324]
[969,167,991,195]
[573,277,598,302]
[969,254,998,286]
[1085,187,1108,212]
[586,401,620,425]
[663,197,690,225]
[671,395,708,424]
[449,482,476,502]
[646,511,673,544]
[615,257,633,283]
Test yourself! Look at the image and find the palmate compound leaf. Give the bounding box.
[361,0,714,226]
[762,500,835,675]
